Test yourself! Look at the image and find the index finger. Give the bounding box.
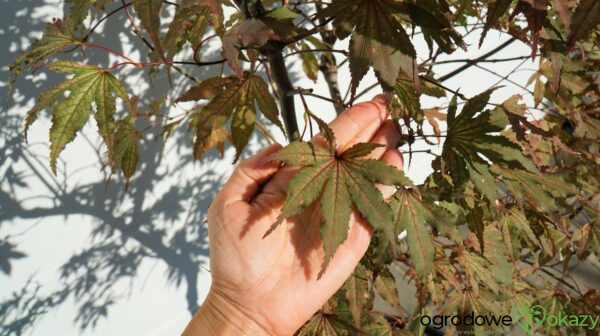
[312,94,389,151]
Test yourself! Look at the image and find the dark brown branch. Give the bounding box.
[315,3,343,114]
[438,37,517,82]
[232,0,300,141]
[267,51,300,141]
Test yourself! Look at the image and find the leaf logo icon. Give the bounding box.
[512,305,546,334]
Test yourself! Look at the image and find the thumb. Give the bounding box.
[219,143,283,204]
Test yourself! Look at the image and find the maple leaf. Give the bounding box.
[297,40,319,82]
[361,312,407,336]
[499,207,538,260]
[374,268,404,315]
[510,0,548,58]
[574,222,600,257]
[321,0,416,94]
[113,119,140,191]
[440,90,537,203]
[162,0,211,61]
[399,0,464,54]
[343,263,371,328]
[566,0,600,48]
[24,61,131,178]
[222,19,281,78]
[550,0,571,32]
[176,73,281,160]
[480,0,513,47]
[392,74,422,122]
[9,19,78,87]
[272,138,410,271]
[390,187,450,280]
[133,0,165,59]
[424,108,446,143]
[491,164,575,212]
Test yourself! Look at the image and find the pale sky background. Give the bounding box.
[0,1,539,335]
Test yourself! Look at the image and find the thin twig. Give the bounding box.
[351,82,379,102]
[432,54,539,65]
[418,75,467,100]
[438,37,517,81]
[283,48,348,58]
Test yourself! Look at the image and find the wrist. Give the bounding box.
[183,289,275,336]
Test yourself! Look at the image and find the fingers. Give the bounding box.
[219,143,283,204]
[257,98,397,206]
[378,149,405,199]
[362,120,401,159]
[313,94,388,150]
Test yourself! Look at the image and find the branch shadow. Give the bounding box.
[0,0,254,334]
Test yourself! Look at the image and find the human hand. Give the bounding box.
[183,95,403,336]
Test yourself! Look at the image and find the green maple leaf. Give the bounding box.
[491,165,575,212]
[401,0,464,54]
[373,268,403,314]
[297,40,319,82]
[113,119,140,191]
[64,0,114,31]
[499,207,538,260]
[162,0,211,61]
[440,90,537,203]
[64,0,113,31]
[134,0,167,62]
[9,19,78,89]
[176,73,281,161]
[343,263,371,328]
[390,187,449,280]
[321,0,416,93]
[392,73,422,122]
[272,138,410,271]
[24,61,132,180]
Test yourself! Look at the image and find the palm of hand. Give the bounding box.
[206,96,403,335]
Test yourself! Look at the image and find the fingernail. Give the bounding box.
[372,94,386,104]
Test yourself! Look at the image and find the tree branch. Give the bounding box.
[316,4,343,114]
[234,0,300,141]
[432,54,538,65]
[267,51,300,141]
[438,37,517,82]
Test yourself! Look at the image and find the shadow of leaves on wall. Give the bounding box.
[0,1,268,334]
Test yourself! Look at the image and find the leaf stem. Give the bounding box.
[81,42,137,64]
[289,87,346,109]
